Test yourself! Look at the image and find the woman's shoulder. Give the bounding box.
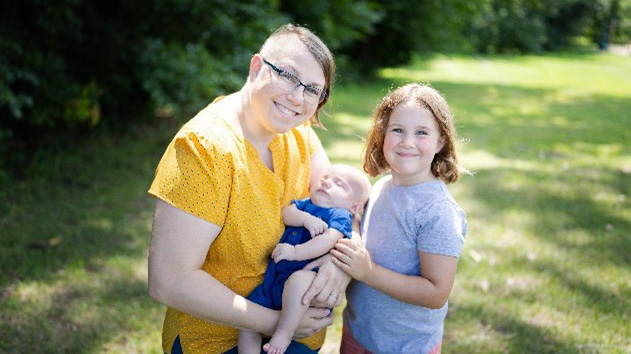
[272,122,321,157]
[174,103,243,153]
[283,122,317,143]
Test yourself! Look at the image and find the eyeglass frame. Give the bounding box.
[261,58,328,104]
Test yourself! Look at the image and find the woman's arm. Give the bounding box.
[331,238,458,309]
[148,199,332,336]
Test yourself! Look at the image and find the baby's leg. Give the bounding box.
[239,329,263,354]
[263,270,316,354]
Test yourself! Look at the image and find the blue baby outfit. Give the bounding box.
[247,198,353,309]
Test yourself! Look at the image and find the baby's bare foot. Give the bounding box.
[262,330,292,354]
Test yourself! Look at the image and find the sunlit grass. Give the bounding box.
[382,52,631,97]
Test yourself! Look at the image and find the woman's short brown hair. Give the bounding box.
[260,24,335,127]
[363,83,462,183]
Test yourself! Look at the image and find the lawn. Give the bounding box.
[1,50,630,353]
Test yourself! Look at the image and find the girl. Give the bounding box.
[331,83,467,353]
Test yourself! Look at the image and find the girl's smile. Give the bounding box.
[383,103,445,186]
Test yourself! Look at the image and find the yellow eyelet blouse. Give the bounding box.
[148,99,325,353]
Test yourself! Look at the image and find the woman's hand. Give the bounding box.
[330,238,374,283]
[292,307,333,339]
[301,254,350,308]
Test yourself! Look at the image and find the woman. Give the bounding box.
[147,24,348,353]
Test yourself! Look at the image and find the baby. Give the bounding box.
[239,164,371,354]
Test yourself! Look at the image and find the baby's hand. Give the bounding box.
[304,217,328,238]
[272,243,296,263]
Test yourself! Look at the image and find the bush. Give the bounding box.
[1,0,624,173]
[337,0,475,73]
[465,0,596,53]
[0,0,287,166]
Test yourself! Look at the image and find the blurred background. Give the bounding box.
[1,0,630,353]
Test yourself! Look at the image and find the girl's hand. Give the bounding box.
[330,238,374,283]
[301,254,349,307]
[293,307,333,339]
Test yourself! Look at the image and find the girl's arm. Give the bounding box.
[148,199,332,337]
[331,238,458,309]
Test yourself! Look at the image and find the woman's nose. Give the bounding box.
[287,85,305,105]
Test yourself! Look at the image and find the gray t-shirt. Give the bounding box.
[343,175,467,353]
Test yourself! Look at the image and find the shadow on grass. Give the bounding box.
[531,258,631,318]
[470,168,631,266]
[0,274,161,353]
[446,303,582,353]
[0,120,174,288]
[0,119,177,352]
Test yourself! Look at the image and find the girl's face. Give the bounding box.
[383,103,445,186]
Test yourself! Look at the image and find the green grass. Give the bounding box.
[2,50,630,353]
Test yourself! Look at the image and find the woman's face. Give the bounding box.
[383,103,445,186]
[249,43,325,137]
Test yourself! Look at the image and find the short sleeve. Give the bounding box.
[296,123,323,157]
[327,210,353,239]
[417,201,466,258]
[148,132,232,226]
[292,198,311,211]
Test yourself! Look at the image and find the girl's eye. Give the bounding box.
[416,130,428,135]
[391,128,403,133]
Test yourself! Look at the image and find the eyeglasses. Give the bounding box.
[262,58,327,104]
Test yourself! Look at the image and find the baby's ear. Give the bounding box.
[349,201,363,214]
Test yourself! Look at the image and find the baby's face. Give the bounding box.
[310,165,364,211]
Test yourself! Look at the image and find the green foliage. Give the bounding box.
[0,0,287,160]
[465,0,596,53]
[277,0,384,80]
[141,0,288,112]
[64,81,101,127]
[587,0,631,46]
[616,0,631,43]
[2,0,628,173]
[280,0,383,52]
[336,0,476,73]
